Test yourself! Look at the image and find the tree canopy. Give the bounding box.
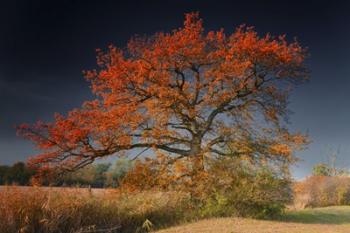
[18,13,308,176]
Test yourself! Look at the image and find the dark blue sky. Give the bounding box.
[1,0,350,178]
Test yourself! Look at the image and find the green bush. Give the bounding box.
[197,158,292,219]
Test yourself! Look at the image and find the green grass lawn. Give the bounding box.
[156,206,350,233]
[283,206,350,224]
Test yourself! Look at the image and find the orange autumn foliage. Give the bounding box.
[18,12,308,176]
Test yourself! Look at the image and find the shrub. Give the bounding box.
[197,158,292,219]
[122,156,293,219]
[293,175,350,208]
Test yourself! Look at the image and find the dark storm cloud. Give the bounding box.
[1,0,350,178]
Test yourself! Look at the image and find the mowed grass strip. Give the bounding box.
[284,206,350,224]
[156,206,350,233]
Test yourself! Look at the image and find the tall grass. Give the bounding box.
[0,186,191,233]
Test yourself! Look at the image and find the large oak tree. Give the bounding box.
[18,13,308,175]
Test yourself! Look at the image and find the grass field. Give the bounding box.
[156,206,350,233]
[0,186,189,233]
[2,186,350,233]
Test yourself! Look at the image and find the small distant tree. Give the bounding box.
[327,147,349,176]
[312,147,349,177]
[106,159,134,187]
[58,162,111,187]
[60,165,97,186]
[94,163,111,187]
[312,163,332,176]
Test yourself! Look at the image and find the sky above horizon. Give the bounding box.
[1,0,350,179]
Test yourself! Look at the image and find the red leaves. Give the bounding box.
[18,12,308,174]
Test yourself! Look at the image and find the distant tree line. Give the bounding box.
[0,159,133,188]
[0,162,35,185]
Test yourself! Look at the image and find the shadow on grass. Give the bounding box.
[280,206,350,225]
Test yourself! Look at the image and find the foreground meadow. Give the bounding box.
[2,186,350,233]
[157,206,350,233]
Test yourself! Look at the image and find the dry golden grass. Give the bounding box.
[0,185,190,233]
